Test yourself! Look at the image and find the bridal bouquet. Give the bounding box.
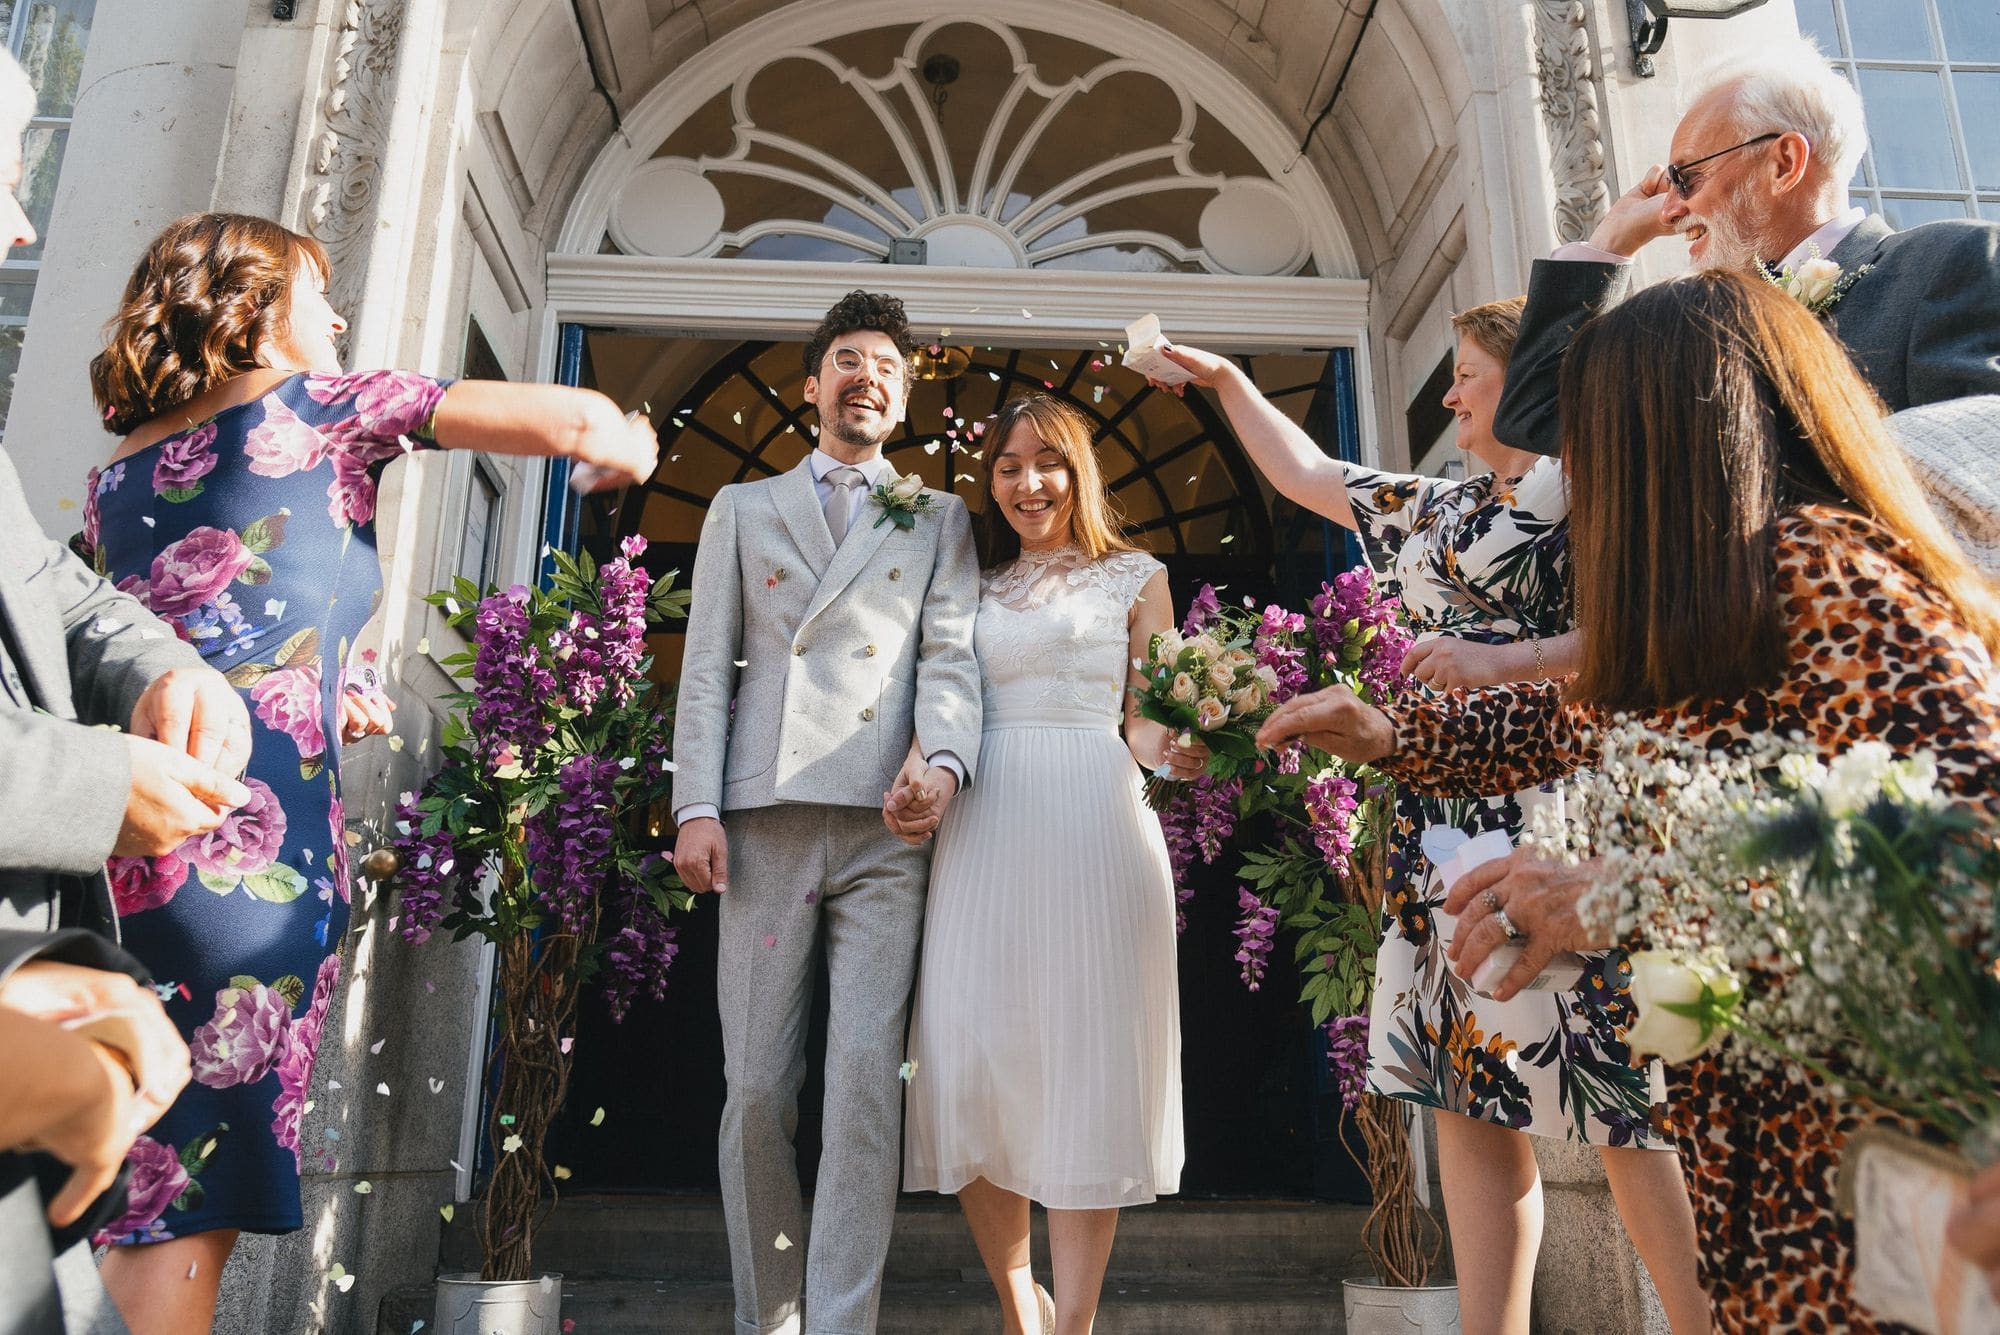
[1133,598,1280,780]
[1540,725,2000,1331]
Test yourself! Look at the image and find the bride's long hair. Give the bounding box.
[975,393,1141,568]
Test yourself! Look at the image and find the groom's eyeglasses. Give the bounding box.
[1665,132,1782,199]
[829,347,907,382]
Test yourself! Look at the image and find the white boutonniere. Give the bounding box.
[1761,243,1871,316]
[870,473,936,531]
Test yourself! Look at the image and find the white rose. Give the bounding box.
[1169,672,1198,705]
[1222,648,1256,671]
[1822,740,1895,817]
[1229,685,1261,716]
[1194,697,1230,731]
[1793,256,1842,306]
[1188,632,1224,662]
[887,473,925,502]
[1252,664,1279,693]
[1626,951,1738,1064]
[1206,663,1236,693]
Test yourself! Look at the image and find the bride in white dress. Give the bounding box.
[895,393,1206,1335]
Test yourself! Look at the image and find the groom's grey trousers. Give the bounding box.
[718,803,933,1335]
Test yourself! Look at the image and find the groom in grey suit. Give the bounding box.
[671,290,982,1335]
[1494,37,2000,457]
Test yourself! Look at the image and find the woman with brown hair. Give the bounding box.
[900,394,1199,1335]
[1150,308,1707,1335]
[79,212,657,1335]
[1256,270,2000,1332]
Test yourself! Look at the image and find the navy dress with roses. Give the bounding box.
[83,370,449,1241]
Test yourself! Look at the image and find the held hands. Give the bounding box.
[1440,849,1606,1002]
[882,755,959,846]
[1253,685,1395,764]
[675,816,729,894]
[1587,162,1677,258]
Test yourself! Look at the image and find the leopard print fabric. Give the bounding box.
[1379,506,2000,1334]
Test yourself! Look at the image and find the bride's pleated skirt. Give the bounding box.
[903,709,1184,1209]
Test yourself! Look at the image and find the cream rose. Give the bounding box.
[1187,632,1224,662]
[1229,686,1261,716]
[1153,629,1186,660]
[1626,951,1739,1064]
[1170,672,1198,705]
[1194,697,1230,731]
[1205,663,1236,693]
[887,473,925,502]
[1793,256,1843,306]
[1221,647,1256,671]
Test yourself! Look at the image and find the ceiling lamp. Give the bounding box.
[1627,0,1769,76]
[910,345,971,381]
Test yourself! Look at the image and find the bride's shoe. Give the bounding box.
[1034,1282,1055,1335]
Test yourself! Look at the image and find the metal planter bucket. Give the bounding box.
[433,1272,564,1335]
[1341,1278,1461,1335]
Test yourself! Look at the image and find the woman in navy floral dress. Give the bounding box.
[79,214,657,1334]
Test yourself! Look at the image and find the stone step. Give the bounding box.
[439,1195,1373,1284]
[382,1274,1355,1334]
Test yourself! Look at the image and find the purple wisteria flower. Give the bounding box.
[525,753,622,936]
[1233,887,1281,991]
[1310,567,1415,701]
[601,872,679,1023]
[1304,769,1361,877]
[391,795,458,945]
[1324,1013,1370,1104]
[468,585,557,770]
[1154,775,1241,932]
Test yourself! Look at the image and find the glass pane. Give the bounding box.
[1882,194,1972,226]
[14,125,63,260]
[1981,197,2000,221]
[1859,68,1963,188]
[1955,72,2000,187]
[0,272,34,319]
[0,323,23,432]
[20,0,95,119]
[1844,0,1938,59]
[1795,0,1842,53]
[1941,0,2000,60]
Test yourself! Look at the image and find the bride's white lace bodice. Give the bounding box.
[976,546,1162,720]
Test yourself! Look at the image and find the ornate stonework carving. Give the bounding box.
[308,0,406,328]
[1533,0,1608,245]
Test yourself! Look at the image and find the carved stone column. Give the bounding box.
[1532,0,1610,245]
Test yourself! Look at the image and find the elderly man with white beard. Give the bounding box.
[1496,36,2000,457]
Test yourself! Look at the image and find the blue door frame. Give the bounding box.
[539,323,589,575]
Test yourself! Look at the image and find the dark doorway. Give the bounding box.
[542,331,1369,1204]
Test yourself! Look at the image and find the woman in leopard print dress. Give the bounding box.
[1258,272,2000,1333]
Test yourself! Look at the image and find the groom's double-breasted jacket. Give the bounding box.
[1495,214,2000,456]
[672,455,983,817]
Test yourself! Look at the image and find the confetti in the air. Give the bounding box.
[899,1060,918,1083]
[775,1233,794,1251]
[553,1165,573,1180]
[354,1182,372,1194]
[590,1107,606,1127]
[502,1134,523,1153]
[369,1039,385,1054]
[429,1078,445,1094]
[376,1083,391,1096]
[440,1204,453,1223]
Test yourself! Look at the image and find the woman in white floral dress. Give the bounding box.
[902,395,1202,1335]
[1154,304,1707,1335]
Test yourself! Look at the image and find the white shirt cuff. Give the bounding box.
[674,803,721,827]
[924,751,966,791]
[1550,241,1632,264]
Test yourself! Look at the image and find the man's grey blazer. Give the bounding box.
[1495,214,2000,456]
[671,456,982,816]
[0,446,205,969]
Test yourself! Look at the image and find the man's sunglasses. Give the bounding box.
[1665,132,1782,199]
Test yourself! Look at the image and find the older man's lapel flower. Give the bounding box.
[1761,243,1871,316]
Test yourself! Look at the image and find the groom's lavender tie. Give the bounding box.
[823,466,866,545]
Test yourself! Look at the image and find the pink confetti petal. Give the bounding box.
[763,934,778,948]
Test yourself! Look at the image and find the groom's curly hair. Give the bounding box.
[802,289,917,381]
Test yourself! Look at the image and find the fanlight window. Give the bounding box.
[606,16,1315,277]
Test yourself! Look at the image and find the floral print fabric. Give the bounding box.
[85,370,448,1240]
[1343,456,1665,1147]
